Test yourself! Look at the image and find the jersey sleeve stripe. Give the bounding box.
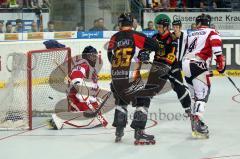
[212,46,222,55]
[210,34,221,41]
[108,35,116,50]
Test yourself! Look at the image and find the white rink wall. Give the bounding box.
[0,35,240,83]
[0,39,111,82]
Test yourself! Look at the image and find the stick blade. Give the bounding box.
[83,111,97,118]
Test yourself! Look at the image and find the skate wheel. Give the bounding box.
[150,140,156,145]
[134,140,139,145]
[134,140,145,145]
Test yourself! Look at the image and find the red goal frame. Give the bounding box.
[27,47,71,130]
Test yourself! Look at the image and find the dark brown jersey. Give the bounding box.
[152,30,178,65]
[108,29,159,80]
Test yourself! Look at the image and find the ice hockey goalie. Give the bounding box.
[47,46,108,130]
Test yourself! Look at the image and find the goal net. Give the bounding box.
[0,48,71,130]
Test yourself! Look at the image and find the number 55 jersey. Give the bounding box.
[107,30,159,81]
[107,29,159,102]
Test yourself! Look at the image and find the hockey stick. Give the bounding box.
[134,56,170,76]
[148,61,171,77]
[83,91,112,117]
[223,73,240,93]
[64,118,98,128]
[53,60,108,127]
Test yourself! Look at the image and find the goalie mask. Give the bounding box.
[82,46,98,67]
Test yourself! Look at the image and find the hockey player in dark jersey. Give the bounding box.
[107,13,160,145]
[148,18,191,116]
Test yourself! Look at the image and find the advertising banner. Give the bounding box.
[27,32,44,40]
[144,12,240,30]
[222,39,240,70]
[77,31,103,39]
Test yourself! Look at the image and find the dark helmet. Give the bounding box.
[196,14,211,26]
[156,18,170,27]
[82,46,98,67]
[172,20,182,26]
[118,12,133,27]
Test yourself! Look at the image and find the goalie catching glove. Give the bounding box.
[215,54,226,74]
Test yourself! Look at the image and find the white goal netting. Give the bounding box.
[0,48,71,130]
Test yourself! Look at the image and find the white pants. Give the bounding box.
[182,59,212,116]
[182,59,211,101]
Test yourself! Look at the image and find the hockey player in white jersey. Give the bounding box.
[182,14,226,138]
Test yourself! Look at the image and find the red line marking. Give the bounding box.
[201,154,240,159]
[232,94,240,104]
[0,124,46,141]
[12,119,158,137]
[3,120,239,159]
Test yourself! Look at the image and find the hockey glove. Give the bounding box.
[165,53,176,65]
[156,53,176,66]
[138,50,150,63]
[215,54,226,74]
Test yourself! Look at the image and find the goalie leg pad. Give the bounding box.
[112,105,128,128]
[70,100,91,111]
[51,114,63,130]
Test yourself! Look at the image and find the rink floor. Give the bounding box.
[0,77,240,159]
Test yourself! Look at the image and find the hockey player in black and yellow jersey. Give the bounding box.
[148,18,191,115]
[108,13,160,145]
